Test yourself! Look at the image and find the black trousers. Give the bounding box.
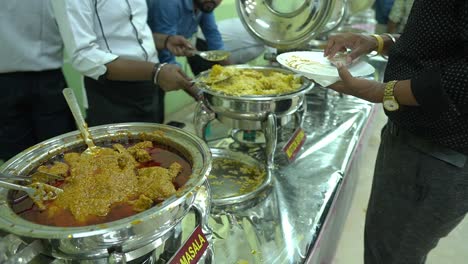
[364,121,468,264]
[84,77,164,127]
[0,70,74,161]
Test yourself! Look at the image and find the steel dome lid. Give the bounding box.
[235,0,343,49]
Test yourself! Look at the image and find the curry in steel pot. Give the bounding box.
[11,136,192,227]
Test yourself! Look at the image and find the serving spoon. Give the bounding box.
[0,179,63,209]
[0,171,64,183]
[191,50,231,62]
[62,88,99,156]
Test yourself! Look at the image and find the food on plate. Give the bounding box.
[202,65,302,96]
[12,139,192,227]
[285,55,337,76]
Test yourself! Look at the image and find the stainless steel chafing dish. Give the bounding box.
[0,123,212,263]
[194,65,314,169]
[195,65,314,129]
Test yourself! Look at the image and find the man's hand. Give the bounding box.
[324,33,378,65]
[329,63,385,103]
[218,59,232,66]
[166,35,193,56]
[157,64,192,91]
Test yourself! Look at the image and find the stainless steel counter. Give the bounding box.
[202,88,376,263]
[170,55,388,264]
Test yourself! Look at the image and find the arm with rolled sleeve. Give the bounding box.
[51,0,118,80]
[199,13,224,51]
[411,58,468,116]
[410,4,468,115]
[149,1,180,64]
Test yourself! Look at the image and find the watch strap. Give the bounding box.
[384,80,398,97]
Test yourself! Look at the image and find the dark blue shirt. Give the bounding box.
[374,0,395,24]
[147,0,224,64]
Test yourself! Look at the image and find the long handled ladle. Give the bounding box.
[62,88,99,156]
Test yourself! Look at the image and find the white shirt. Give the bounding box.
[0,1,63,73]
[51,0,159,80]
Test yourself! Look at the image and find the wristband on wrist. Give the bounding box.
[371,34,384,55]
[383,33,396,44]
[151,63,160,83]
[381,33,396,59]
[153,63,168,86]
[164,35,173,50]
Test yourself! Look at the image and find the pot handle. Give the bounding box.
[194,101,216,141]
[108,246,127,264]
[190,180,215,262]
[192,180,213,237]
[263,113,278,170]
[1,236,44,264]
[185,83,204,101]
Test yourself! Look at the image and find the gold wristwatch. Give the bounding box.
[383,80,399,111]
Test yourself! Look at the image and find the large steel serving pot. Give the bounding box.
[0,123,212,262]
[195,65,314,169]
[196,65,314,126]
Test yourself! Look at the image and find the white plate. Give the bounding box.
[276,51,375,87]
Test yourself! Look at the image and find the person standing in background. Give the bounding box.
[374,0,395,33]
[51,0,193,127]
[147,0,230,76]
[388,0,415,33]
[0,1,75,162]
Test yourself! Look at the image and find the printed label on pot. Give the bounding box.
[169,225,209,264]
[282,128,306,162]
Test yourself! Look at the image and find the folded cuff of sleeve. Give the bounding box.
[411,67,450,115]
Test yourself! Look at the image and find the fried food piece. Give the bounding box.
[37,161,69,177]
[127,141,153,162]
[168,162,183,180]
[113,144,138,168]
[130,194,154,212]
[137,167,176,200]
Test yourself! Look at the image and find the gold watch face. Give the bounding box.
[383,98,399,111]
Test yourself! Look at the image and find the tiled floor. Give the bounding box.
[333,107,468,264]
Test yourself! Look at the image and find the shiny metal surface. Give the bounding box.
[196,65,312,170]
[196,65,314,125]
[0,123,212,262]
[208,148,272,207]
[207,88,375,263]
[235,0,342,49]
[192,50,231,62]
[315,0,349,38]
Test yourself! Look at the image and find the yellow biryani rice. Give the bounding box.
[203,65,302,96]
